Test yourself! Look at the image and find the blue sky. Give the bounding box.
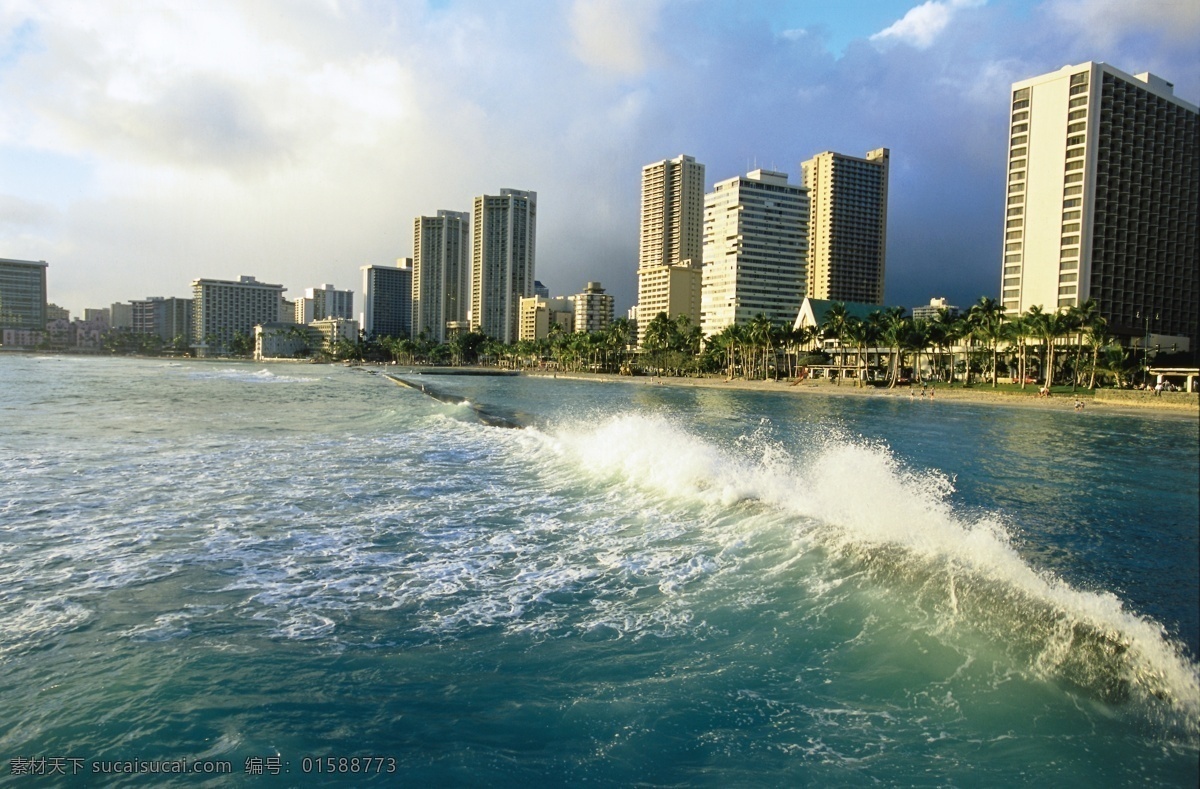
[1,0,1197,319]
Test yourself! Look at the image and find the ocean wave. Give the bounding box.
[535,412,1200,730]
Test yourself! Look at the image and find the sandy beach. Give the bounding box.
[522,369,1199,419]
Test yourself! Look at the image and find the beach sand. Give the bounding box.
[522,370,1198,420]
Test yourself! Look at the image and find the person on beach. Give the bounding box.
[1074,399,1085,411]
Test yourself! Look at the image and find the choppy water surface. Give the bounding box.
[1,356,1197,785]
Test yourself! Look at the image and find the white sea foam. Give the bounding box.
[535,411,1200,724]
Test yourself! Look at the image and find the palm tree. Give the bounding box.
[1083,318,1110,389]
[1095,345,1138,388]
[820,303,850,385]
[925,311,951,382]
[879,306,908,388]
[747,314,774,380]
[1066,299,1102,391]
[968,297,1005,388]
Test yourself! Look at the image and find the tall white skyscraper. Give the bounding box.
[1000,62,1198,349]
[701,169,809,339]
[802,148,889,304]
[471,189,537,344]
[635,154,706,344]
[413,210,471,343]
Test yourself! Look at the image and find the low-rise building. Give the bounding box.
[519,296,574,342]
[310,317,360,351]
[911,297,959,322]
[254,322,323,360]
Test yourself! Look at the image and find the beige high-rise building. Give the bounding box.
[472,189,537,345]
[573,281,614,334]
[414,210,471,343]
[191,275,286,356]
[635,154,705,344]
[1000,62,1198,349]
[802,148,889,304]
[701,169,809,339]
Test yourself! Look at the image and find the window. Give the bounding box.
[1065,173,1083,183]
[1058,285,1077,295]
[1011,134,1028,146]
[1067,122,1086,133]
[1012,110,1029,122]
[1065,160,1083,171]
[1009,158,1026,170]
[1012,99,1029,110]
[1004,277,1020,286]
[1061,235,1079,244]
[1060,260,1078,270]
[1066,135,1086,146]
[1060,272,1078,283]
[1063,210,1081,220]
[1069,96,1088,108]
[1063,185,1082,196]
[1060,249,1078,259]
[1004,265,1021,275]
[1010,147,1027,157]
[1062,222,1080,232]
[1007,207,1024,217]
[1069,84,1088,96]
[1005,254,1022,263]
[1006,229,1023,239]
[1008,195,1024,205]
[1070,72,1088,86]
[1012,122,1029,133]
[1068,110,1087,120]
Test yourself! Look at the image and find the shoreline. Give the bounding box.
[521,370,1199,420]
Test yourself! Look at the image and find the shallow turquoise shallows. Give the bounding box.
[1,356,1197,786]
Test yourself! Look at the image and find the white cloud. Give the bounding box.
[569,0,663,76]
[1044,0,1200,47]
[871,0,985,49]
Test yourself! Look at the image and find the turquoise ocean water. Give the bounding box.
[1,355,1197,786]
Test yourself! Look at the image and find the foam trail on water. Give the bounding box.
[538,412,1200,729]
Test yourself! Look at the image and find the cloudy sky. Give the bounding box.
[2,0,1197,319]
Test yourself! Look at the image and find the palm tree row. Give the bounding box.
[810,297,1118,389]
[248,296,1144,391]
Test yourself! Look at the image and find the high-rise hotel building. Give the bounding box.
[414,210,471,343]
[802,149,889,304]
[0,257,48,332]
[361,259,413,340]
[635,154,705,344]
[472,189,537,345]
[701,169,809,339]
[1001,62,1198,347]
[192,275,286,356]
[573,281,614,334]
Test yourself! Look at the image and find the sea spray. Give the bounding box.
[536,410,1200,730]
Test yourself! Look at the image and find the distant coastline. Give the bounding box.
[520,369,1200,419]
